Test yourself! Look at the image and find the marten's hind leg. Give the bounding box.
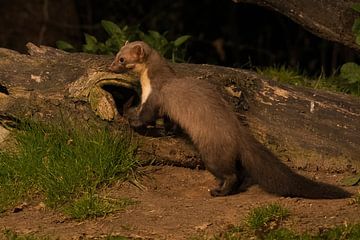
[205,156,243,197]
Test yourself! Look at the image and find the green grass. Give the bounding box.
[264,223,360,240]
[257,65,306,86]
[64,193,136,220]
[104,236,130,240]
[2,229,51,240]
[256,65,360,97]
[191,202,360,240]
[245,203,290,233]
[0,121,139,216]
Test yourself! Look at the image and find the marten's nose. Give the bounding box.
[109,62,127,73]
[108,62,117,72]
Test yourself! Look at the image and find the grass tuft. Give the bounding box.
[257,65,305,86]
[0,121,138,216]
[64,193,136,220]
[246,203,289,234]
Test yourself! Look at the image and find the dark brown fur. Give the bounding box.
[109,41,351,198]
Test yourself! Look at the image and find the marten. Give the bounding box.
[109,41,351,199]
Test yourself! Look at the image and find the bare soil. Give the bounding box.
[0,166,359,240]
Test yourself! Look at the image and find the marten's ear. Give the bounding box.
[131,44,146,62]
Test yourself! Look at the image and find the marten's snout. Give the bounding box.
[109,59,125,73]
[108,62,116,72]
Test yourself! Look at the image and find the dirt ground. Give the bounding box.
[0,166,359,240]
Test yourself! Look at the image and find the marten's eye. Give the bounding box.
[119,57,125,63]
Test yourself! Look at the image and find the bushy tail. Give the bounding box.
[239,134,352,199]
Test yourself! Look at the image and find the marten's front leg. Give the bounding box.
[124,92,159,128]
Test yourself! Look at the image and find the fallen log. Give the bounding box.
[0,43,359,172]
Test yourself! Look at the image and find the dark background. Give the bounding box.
[0,0,357,76]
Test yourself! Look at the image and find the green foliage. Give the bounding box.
[245,203,289,234]
[56,20,190,62]
[352,4,360,45]
[339,63,360,95]
[55,40,76,52]
[0,121,138,217]
[80,21,139,55]
[332,5,360,96]
[138,30,191,62]
[352,3,360,13]
[340,62,360,83]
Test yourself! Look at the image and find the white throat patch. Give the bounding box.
[140,68,152,104]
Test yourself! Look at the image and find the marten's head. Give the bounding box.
[109,41,152,74]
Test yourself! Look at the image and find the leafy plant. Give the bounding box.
[0,120,138,217]
[352,3,360,45]
[138,30,191,62]
[56,20,191,62]
[339,62,360,95]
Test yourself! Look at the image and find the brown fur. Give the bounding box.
[109,41,351,198]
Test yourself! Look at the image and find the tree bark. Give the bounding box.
[234,0,360,53]
[1,44,359,172]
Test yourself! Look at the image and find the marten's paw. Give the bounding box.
[123,107,144,128]
[210,174,239,197]
[210,186,233,197]
[210,188,227,197]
